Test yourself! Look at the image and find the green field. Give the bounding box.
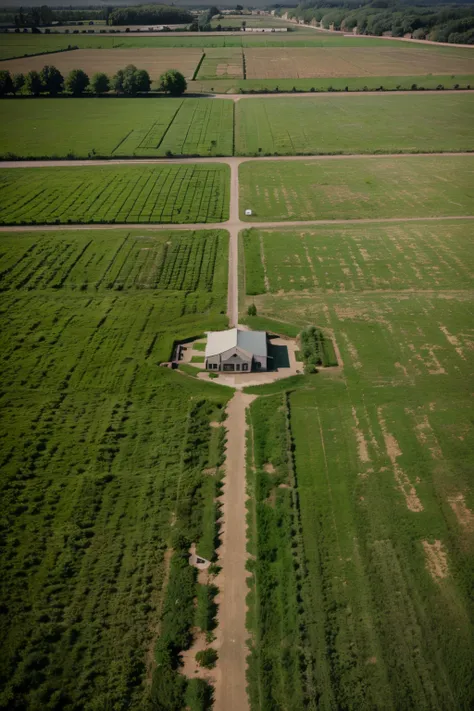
[2,94,474,160]
[236,94,474,155]
[239,155,474,221]
[0,32,417,59]
[0,164,230,225]
[0,99,234,159]
[242,221,474,294]
[0,228,231,710]
[243,221,474,710]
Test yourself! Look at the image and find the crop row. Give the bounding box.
[0,165,230,225]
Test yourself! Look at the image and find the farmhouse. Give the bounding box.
[205,329,268,372]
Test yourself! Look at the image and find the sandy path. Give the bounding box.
[1,151,473,170]
[213,392,256,711]
[226,160,240,327]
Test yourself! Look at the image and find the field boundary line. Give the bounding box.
[192,51,206,81]
[155,101,185,151]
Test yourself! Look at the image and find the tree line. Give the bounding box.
[108,4,194,26]
[0,66,187,97]
[286,1,474,44]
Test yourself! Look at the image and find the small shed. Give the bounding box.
[205,329,268,372]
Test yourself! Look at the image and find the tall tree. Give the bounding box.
[25,70,43,96]
[90,72,110,95]
[40,65,64,95]
[0,70,14,97]
[65,69,89,95]
[158,69,187,97]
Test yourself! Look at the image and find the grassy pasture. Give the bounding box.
[0,98,234,159]
[236,94,474,155]
[243,221,474,710]
[0,228,231,710]
[0,164,230,225]
[195,47,244,80]
[242,222,474,295]
[0,32,426,60]
[239,155,474,221]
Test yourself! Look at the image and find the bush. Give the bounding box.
[247,304,257,317]
[195,648,218,669]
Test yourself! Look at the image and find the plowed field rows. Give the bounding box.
[0,164,230,225]
[0,47,202,80]
[0,227,231,710]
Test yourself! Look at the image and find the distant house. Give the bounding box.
[205,329,268,372]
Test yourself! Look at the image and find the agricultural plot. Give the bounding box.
[0,32,416,60]
[243,221,474,711]
[196,48,244,80]
[0,164,230,225]
[0,98,233,158]
[0,227,232,710]
[239,155,474,221]
[0,47,203,81]
[244,46,474,79]
[235,94,474,155]
[242,221,474,295]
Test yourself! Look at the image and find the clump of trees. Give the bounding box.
[158,69,187,96]
[108,3,193,25]
[112,64,151,94]
[288,1,474,44]
[299,325,338,371]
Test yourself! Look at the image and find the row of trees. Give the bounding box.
[0,66,187,97]
[108,4,193,26]
[287,1,474,44]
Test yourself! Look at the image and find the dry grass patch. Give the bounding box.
[422,540,449,580]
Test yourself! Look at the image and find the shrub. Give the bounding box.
[247,304,257,317]
[195,648,218,669]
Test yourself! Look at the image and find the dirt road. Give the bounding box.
[213,392,256,711]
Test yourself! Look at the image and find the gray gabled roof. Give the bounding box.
[237,330,267,357]
[205,329,267,358]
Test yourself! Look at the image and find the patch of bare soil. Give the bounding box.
[412,413,443,460]
[264,462,275,473]
[378,407,423,513]
[212,392,256,711]
[180,628,217,681]
[352,406,370,464]
[422,540,449,580]
[439,324,466,360]
[448,493,474,532]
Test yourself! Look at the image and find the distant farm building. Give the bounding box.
[242,26,288,32]
[205,329,268,372]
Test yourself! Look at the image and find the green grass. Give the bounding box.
[0,98,234,159]
[239,155,474,221]
[243,221,474,711]
[236,94,474,155]
[193,342,206,351]
[0,164,230,225]
[243,222,474,294]
[0,227,232,710]
[191,355,205,363]
[0,32,425,59]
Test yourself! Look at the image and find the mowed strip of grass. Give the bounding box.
[0,164,230,225]
[242,221,474,295]
[0,227,231,710]
[243,223,474,711]
[236,94,474,155]
[239,155,474,221]
[0,98,234,159]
